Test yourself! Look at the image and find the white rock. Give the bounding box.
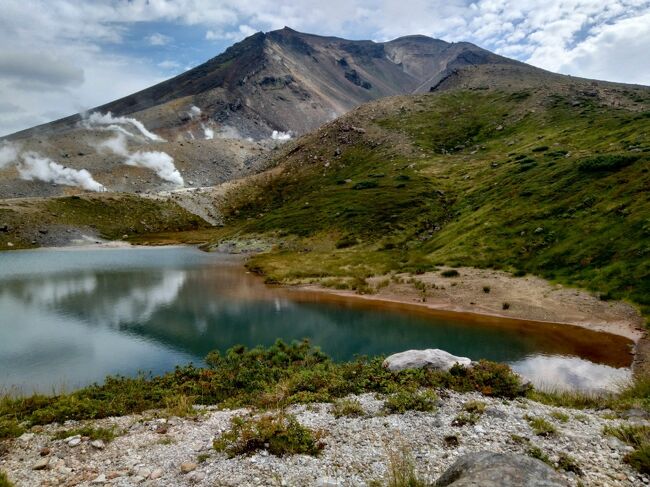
[91,439,105,450]
[91,474,106,483]
[150,468,164,480]
[68,437,82,447]
[318,477,342,487]
[18,432,35,442]
[382,349,472,372]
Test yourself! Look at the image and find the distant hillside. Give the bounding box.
[214,82,650,320]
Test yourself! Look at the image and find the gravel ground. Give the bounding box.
[2,391,648,487]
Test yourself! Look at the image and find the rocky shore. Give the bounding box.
[2,390,647,486]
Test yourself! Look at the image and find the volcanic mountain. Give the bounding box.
[0,27,644,200]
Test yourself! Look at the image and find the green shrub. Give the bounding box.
[213,413,324,457]
[0,471,14,487]
[626,444,650,474]
[352,180,378,190]
[532,146,549,152]
[0,418,24,440]
[384,389,438,414]
[444,434,460,448]
[332,398,365,418]
[527,446,552,466]
[578,154,640,172]
[335,234,358,249]
[377,443,427,487]
[550,411,569,423]
[441,269,459,277]
[452,412,480,427]
[525,415,557,436]
[447,361,526,399]
[557,452,583,475]
[463,400,486,414]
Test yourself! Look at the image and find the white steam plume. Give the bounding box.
[0,142,19,168]
[189,106,201,119]
[90,119,184,187]
[18,152,106,192]
[202,124,214,140]
[271,130,292,141]
[86,112,164,141]
[125,151,184,186]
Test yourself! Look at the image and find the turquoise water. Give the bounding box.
[0,247,632,393]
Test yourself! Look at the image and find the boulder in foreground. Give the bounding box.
[434,451,568,487]
[382,349,472,372]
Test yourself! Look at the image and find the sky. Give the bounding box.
[1,0,649,136]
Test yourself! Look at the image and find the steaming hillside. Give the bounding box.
[0,27,532,199]
[0,27,646,201]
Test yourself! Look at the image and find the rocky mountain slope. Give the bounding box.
[6,28,521,141]
[0,28,532,199]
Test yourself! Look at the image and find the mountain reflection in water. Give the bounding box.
[0,247,633,393]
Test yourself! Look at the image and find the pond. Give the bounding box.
[0,246,633,394]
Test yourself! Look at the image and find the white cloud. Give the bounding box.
[146,32,172,46]
[158,60,181,70]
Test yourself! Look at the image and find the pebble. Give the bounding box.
[32,457,49,470]
[181,462,198,473]
[150,468,164,479]
[91,439,105,449]
[91,473,107,483]
[68,437,82,447]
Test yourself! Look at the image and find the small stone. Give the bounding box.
[180,462,197,474]
[150,468,164,480]
[189,471,206,482]
[318,477,342,487]
[68,437,82,447]
[33,457,50,470]
[136,467,151,479]
[39,447,51,456]
[91,439,105,450]
[18,432,35,442]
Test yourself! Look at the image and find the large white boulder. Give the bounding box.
[382,349,472,372]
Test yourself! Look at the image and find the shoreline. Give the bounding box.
[282,266,647,373]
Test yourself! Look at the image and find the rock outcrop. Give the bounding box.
[382,349,472,372]
[435,451,568,487]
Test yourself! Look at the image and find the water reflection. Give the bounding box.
[0,247,633,393]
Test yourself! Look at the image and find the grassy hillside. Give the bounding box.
[0,193,209,249]
[215,86,650,320]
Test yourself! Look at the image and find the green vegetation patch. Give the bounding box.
[0,341,527,436]
[213,413,324,457]
[214,88,650,323]
[384,389,438,414]
[52,425,118,442]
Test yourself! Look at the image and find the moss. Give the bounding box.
[213,413,324,457]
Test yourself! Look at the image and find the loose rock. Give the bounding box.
[383,349,472,372]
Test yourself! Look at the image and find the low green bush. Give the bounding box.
[384,389,438,414]
[578,154,640,172]
[0,471,14,487]
[213,413,324,457]
[525,415,557,436]
[331,398,365,418]
[440,269,459,277]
